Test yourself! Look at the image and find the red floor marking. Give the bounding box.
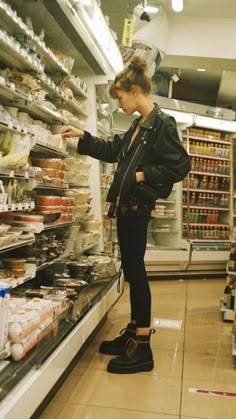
[189,387,236,398]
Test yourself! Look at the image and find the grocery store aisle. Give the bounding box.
[40,278,236,419]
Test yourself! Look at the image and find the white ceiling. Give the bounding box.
[100,0,236,112]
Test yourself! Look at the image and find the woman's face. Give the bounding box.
[116,88,137,115]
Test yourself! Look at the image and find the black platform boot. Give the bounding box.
[99,323,136,355]
[107,329,155,374]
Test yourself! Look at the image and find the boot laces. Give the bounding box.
[125,338,138,354]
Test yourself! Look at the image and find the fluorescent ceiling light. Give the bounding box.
[197,68,206,72]
[171,0,183,12]
[143,6,159,13]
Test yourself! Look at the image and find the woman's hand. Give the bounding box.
[136,171,145,183]
[60,125,84,139]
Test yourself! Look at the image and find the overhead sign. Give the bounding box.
[122,18,134,48]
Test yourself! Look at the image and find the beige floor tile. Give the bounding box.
[151,327,184,351]
[41,401,179,419]
[181,379,236,419]
[183,349,236,384]
[184,326,232,353]
[52,369,181,415]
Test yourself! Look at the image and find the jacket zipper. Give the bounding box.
[113,139,145,216]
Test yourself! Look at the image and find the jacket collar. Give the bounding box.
[138,103,162,130]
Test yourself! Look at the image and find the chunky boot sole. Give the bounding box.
[107,359,154,374]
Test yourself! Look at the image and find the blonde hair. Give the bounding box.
[109,57,152,98]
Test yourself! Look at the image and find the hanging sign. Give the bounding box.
[122,18,134,48]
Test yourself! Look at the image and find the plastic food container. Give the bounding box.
[35,196,61,206]
[31,158,63,170]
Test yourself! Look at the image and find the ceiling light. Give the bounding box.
[171,0,183,12]
[197,68,206,72]
[143,6,159,13]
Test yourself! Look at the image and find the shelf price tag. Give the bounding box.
[122,18,134,48]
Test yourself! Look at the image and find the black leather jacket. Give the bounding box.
[77,104,191,216]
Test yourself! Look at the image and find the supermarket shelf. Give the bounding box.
[66,79,88,98]
[25,102,65,124]
[183,188,230,195]
[190,170,230,178]
[35,183,69,190]
[149,229,178,233]
[182,205,229,211]
[183,222,229,227]
[0,202,35,213]
[32,143,68,158]
[154,215,177,219]
[0,238,35,254]
[37,74,68,101]
[43,221,74,230]
[64,99,88,118]
[182,134,231,145]
[232,333,236,356]
[220,298,235,321]
[0,167,35,179]
[189,152,230,161]
[0,31,43,73]
[10,263,36,289]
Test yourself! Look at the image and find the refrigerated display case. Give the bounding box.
[112,96,236,276]
[0,1,123,417]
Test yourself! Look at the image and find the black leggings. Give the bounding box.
[117,216,151,328]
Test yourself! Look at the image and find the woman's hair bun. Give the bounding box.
[128,57,147,74]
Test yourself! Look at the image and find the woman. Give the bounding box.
[61,57,190,374]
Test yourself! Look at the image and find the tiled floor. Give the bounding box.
[40,278,236,419]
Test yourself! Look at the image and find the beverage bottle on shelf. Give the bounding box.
[210,143,215,156]
[226,162,230,175]
[214,177,219,190]
[213,160,218,173]
[198,226,202,239]
[226,178,230,191]
[182,225,188,238]
[207,159,212,172]
[190,141,194,153]
[189,226,195,239]
[197,193,202,205]
[194,175,199,189]
[189,174,195,188]
[208,176,214,190]
[207,210,212,223]
[203,210,208,222]
[210,193,214,206]
[199,175,208,189]
[194,209,199,223]
[213,194,219,207]
[199,210,204,222]
[224,145,230,158]
[190,192,196,205]
[225,227,230,240]
[191,157,196,171]
[212,210,218,223]
[202,193,207,206]
[220,226,225,240]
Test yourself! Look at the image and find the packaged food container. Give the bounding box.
[35,195,61,206]
[31,158,63,170]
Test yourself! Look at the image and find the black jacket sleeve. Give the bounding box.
[77,131,123,163]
